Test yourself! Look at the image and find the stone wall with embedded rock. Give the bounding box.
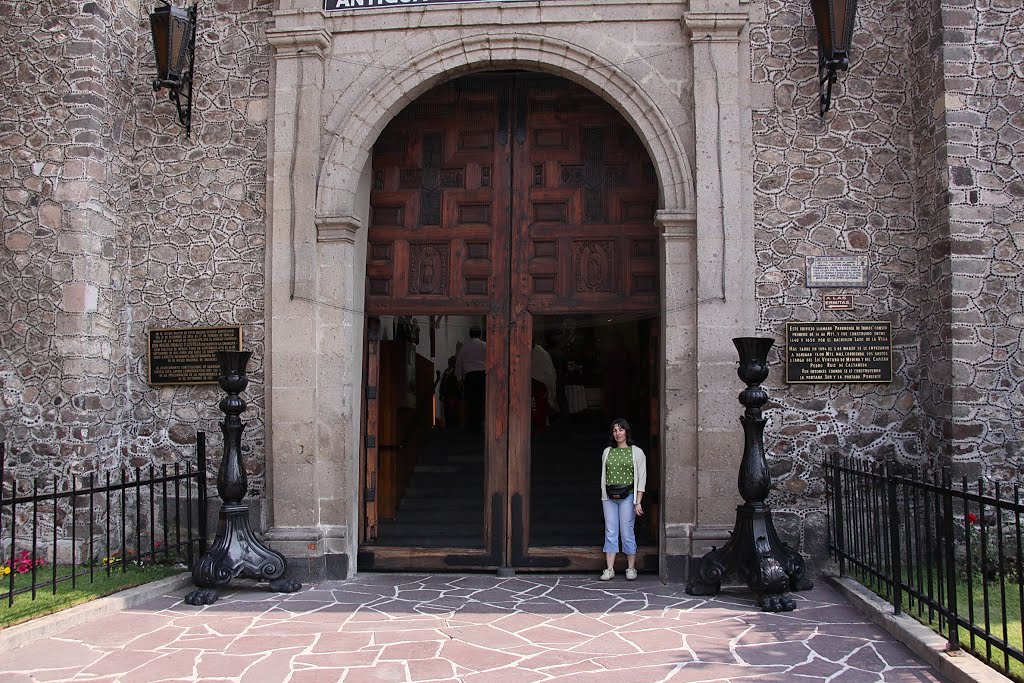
[938,0,1024,480]
[121,0,273,495]
[0,1,272,500]
[750,0,1024,563]
[2,0,1021,570]
[909,0,954,465]
[1,0,139,481]
[749,0,923,559]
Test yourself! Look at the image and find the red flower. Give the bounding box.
[9,550,44,574]
[967,513,978,524]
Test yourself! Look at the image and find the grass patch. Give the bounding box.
[0,564,183,629]
[949,579,1023,682]
[855,570,1023,682]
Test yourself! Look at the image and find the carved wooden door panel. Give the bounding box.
[362,318,380,541]
[365,75,513,569]
[507,76,660,565]
[364,73,659,569]
[511,75,660,316]
[366,76,510,316]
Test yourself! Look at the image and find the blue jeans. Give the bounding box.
[602,494,637,554]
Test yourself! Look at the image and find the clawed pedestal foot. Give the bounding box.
[184,578,301,606]
[791,575,814,592]
[269,576,302,593]
[758,593,795,612]
[184,588,219,605]
[684,580,721,597]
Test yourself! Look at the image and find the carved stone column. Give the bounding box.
[681,5,760,567]
[656,209,699,581]
[264,23,353,579]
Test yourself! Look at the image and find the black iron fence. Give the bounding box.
[826,456,1023,681]
[1,434,208,605]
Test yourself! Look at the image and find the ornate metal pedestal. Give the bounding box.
[184,351,301,606]
[686,337,812,611]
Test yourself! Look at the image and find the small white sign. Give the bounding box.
[326,0,533,10]
[806,255,869,288]
[823,294,854,310]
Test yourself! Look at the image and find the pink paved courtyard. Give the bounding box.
[0,574,946,682]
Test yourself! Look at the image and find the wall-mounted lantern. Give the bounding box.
[810,0,858,117]
[149,1,197,136]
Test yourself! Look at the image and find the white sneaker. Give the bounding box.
[600,568,615,581]
[625,568,638,581]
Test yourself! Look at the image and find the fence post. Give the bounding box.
[942,466,960,653]
[4,443,15,607]
[197,431,208,556]
[885,459,902,614]
[833,455,846,576]
[825,456,833,562]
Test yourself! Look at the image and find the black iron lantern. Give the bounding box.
[810,0,858,117]
[149,1,197,136]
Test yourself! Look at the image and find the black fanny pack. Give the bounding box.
[606,483,632,500]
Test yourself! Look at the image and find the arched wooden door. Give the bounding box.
[361,72,660,571]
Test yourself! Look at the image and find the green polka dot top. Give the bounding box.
[605,447,634,485]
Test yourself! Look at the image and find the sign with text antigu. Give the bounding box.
[326,0,534,10]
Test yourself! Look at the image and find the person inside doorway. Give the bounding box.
[439,355,462,429]
[455,326,486,433]
[531,333,557,432]
[599,418,646,581]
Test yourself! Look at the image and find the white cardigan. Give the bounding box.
[600,445,647,502]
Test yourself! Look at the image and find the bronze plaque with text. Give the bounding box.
[785,321,892,383]
[148,326,242,385]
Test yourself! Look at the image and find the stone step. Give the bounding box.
[399,497,483,511]
[377,521,484,537]
[367,535,484,549]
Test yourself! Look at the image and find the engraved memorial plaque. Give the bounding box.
[805,255,869,288]
[148,326,243,385]
[785,321,892,383]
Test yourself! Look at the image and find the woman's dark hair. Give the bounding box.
[608,418,634,447]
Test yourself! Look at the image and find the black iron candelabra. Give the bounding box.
[184,350,301,605]
[685,337,812,611]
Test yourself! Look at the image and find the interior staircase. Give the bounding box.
[375,430,486,547]
[373,420,654,549]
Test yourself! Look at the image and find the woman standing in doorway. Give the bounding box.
[599,418,647,581]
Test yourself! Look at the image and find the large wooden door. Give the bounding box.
[362,73,659,570]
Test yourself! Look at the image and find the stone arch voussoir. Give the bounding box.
[316,32,694,222]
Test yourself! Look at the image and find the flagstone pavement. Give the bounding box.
[0,574,948,682]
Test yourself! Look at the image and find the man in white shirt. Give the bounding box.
[455,326,486,433]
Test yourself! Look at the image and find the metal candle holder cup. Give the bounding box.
[685,337,812,611]
[184,350,301,605]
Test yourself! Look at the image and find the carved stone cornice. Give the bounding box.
[316,214,361,244]
[266,27,331,60]
[656,209,698,240]
[682,12,748,41]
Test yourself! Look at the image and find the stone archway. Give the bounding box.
[263,21,723,581]
[314,32,696,224]
[357,71,666,571]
